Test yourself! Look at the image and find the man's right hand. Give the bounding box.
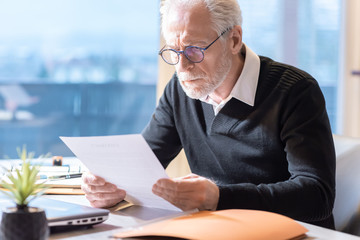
[81,172,126,208]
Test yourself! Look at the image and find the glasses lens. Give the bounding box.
[161,49,179,65]
[184,47,204,63]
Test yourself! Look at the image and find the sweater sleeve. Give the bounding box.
[142,75,183,168]
[217,76,336,227]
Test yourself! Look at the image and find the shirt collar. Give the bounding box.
[230,44,260,107]
[200,44,260,108]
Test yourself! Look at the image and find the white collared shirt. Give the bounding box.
[201,44,261,115]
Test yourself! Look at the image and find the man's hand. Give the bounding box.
[81,172,126,208]
[152,174,219,211]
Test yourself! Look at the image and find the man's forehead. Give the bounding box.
[163,29,215,47]
[165,5,212,32]
[163,5,214,45]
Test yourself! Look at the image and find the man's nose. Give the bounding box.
[177,53,194,72]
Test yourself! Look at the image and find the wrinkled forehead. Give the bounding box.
[162,3,214,45]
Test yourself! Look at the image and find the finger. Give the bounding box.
[153,181,197,203]
[156,177,206,193]
[152,186,198,211]
[89,197,124,209]
[154,178,176,189]
[154,178,188,196]
[178,173,199,180]
[81,182,119,194]
[85,188,126,202]
[152,181,176,197]
[82,172,106,186]
[153,177,219,210]
[153,183,204,203]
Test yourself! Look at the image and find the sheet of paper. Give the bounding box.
[60,134,181,212]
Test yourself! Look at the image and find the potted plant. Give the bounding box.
[0,146,49,240]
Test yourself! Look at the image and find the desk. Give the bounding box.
[47,195,360,240]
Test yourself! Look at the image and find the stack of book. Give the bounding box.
[0,157,85,195]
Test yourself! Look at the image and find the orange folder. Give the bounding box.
[113,209,308,240]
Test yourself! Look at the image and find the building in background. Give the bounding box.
[0,0,159,158]
[240,0,340,130]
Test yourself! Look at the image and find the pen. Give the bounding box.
[38,173,83,180]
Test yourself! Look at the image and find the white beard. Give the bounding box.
[177,50,232,99]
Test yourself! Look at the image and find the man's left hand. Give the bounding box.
[152,174,219,211]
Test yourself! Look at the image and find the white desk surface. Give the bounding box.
[46,195,360,240]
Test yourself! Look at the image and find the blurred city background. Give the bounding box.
[0,0,340,158]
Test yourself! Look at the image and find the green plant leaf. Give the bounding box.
[0,188,15,199]
[1,182,23,205]
[1,146,51,207]
[26,186,50,205]
[28,168,39,185]
[0,182,15,195]
[8,172,21,190]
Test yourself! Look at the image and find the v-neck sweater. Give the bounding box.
[142,56,336,229]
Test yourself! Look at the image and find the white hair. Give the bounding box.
[160,0,242,36]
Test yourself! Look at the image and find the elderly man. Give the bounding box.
[82,0,335,229]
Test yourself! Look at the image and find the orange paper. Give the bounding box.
[113,209,308,240]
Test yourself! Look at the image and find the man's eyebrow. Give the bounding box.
[167,40,208,48]
[189,40,208,46]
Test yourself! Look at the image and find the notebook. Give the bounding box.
[0,197,109,229]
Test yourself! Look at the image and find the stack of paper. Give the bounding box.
[42,177,84,195]
[0,159,85,195]
[38,163,84,195]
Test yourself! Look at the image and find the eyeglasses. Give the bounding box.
[159,28,231,65]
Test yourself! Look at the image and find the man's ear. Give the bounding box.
[228,25,243,55]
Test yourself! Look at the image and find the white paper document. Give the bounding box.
[60,134,181,212]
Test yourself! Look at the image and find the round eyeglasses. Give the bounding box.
[159,28,231,65]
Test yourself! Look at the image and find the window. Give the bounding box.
[239,0,341,132]
[0,1,159,158]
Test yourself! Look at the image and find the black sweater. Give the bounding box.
[142,56,336,228]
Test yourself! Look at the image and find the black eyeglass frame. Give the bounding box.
[159,28,231,65]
